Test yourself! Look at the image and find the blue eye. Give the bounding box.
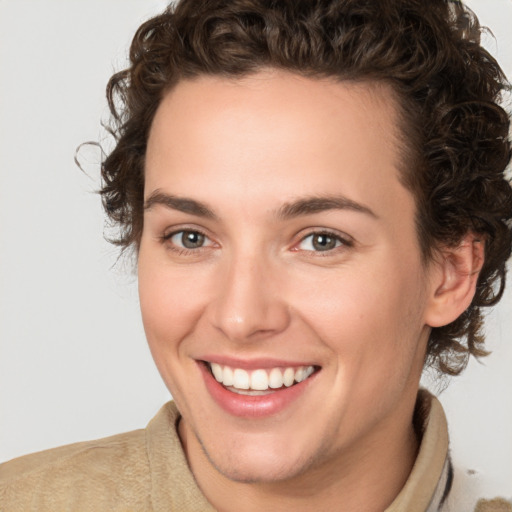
[298,232,345,252]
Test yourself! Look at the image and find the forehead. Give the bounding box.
[145,70,414,224]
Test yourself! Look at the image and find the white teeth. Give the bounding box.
[250,369,269,391]
[304,366,314,379]
[209,363,315,391]
[294,366,314,383]
[268,368,284,389]
[230,388,270,396]
[283,367,295,387]
[211,363,223,382]
[295,367,305,383]
[223,366,234,386]
[233,369,250,389]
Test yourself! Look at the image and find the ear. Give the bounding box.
[424,234,485,328]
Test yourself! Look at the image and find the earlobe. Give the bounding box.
[424,234,485,328]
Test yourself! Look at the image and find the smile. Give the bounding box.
[208,362,316,395]
[199,359,320,417]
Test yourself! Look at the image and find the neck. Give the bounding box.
[179,391,420,512]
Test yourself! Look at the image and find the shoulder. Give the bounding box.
[0,402,213,512]
[0,427,151,511]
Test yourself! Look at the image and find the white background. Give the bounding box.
[1,0,511,498]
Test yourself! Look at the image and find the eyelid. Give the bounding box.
[162,227,211,242]
[292,228,354,253]
[161,226,218,254]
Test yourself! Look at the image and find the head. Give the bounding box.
[102,0,512,378]
[99,0,512,491]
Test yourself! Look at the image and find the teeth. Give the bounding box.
[233,369,250,389]
[230,388,270,396]
[211,363,223,382]
[283,367,295,387]
[251,369,269,391]
[223,366,234,386]
[208,363,315,392]
[295,367,305,383]
[268,368,283,389]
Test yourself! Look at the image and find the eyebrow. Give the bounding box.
[276,195,378,220]
[143,191,377,221]
[144,191,218,220]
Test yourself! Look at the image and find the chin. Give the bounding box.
[207,453,312,484]
[195,427,323,484]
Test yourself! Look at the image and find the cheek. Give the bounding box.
[137,253,209,352]
[137,255,215,400]
[289,259,427,370]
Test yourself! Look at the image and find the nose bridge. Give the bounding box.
[209,247,289,342]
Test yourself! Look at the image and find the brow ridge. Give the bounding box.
[144,191,217,219]
[277,195,377,219]
[144,191,376,221]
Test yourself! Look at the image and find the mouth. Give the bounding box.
[198,358,321,417]
[204,361,318,395]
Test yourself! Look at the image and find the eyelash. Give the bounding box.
[161,228,353,257]
[161,228,214,256]
[293,230,353,256]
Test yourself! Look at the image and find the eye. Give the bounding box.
[165,230,213,250]
[297,232,349,252]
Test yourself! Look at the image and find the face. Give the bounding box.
[138,71,434,484]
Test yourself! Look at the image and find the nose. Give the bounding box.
[207,254,291,343]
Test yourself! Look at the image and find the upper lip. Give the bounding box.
[198,355,319,370]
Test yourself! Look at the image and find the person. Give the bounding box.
[1,0,511,510]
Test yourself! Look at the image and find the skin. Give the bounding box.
[138,70,479,511]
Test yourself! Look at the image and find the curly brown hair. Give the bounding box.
[101,0,512,375]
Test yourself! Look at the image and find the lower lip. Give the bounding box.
[199,362,316,418]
